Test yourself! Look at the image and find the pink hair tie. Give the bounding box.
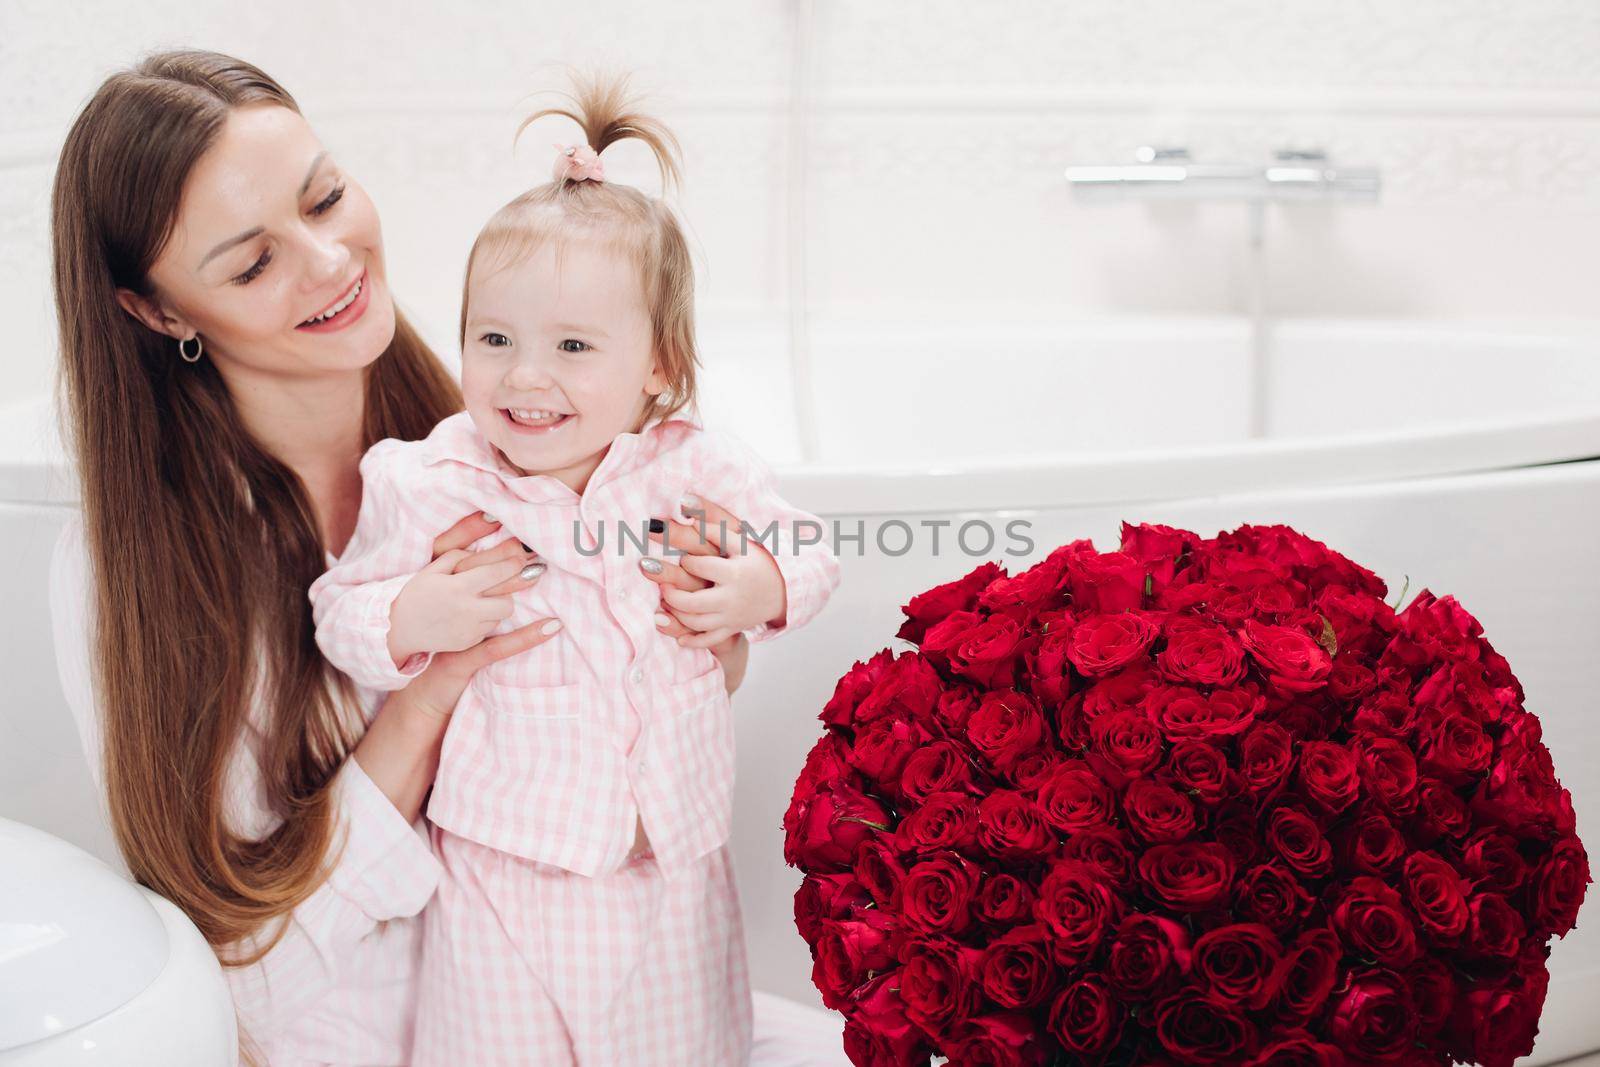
[553,142,605,183]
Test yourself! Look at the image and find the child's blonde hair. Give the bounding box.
[460,72,700,429]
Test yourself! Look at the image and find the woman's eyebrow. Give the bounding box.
[196,152,330,271]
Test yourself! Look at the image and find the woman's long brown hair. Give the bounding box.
[51,50,461,962]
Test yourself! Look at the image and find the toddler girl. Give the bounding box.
[309,76,840,1065]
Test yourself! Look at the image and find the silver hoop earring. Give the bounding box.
[177,335,203,364]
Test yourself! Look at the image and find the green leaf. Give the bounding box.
[837,817,891,831]
[1144,573,1154,598]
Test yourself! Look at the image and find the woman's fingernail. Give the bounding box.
[654,613,671,627]
[482,512,499,524]
[541,619,563,635]
[639,557,664,574]
[647,518,665,534]
[520,563,546,581]
[678,493,700,518]
[521,542,534,553]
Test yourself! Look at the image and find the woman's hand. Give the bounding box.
[354,511,558,820]
[639,494,786,651]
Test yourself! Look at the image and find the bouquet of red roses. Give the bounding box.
[784,523,1590,1067]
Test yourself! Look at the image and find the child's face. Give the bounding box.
[461,239,667,495]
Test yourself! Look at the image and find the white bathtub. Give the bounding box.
[5,315,1599,1063]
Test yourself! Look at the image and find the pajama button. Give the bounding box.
[630,668,644,683]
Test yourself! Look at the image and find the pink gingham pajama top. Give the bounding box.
[308,409,841,1064]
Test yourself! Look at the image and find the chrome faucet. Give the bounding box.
[1066,146,1380,204]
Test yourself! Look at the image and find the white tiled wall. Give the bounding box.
[4,1,1598,412]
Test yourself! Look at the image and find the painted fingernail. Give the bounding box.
[540,619,563,635]
[639,557,663,574]
[482,512,499,524]
[521,542,534,553]
[678,493,700,518]
[647,518,665,534]
[520,563,546,581]
[654,613,671,627]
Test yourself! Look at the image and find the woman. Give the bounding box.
[47,49,822,1066]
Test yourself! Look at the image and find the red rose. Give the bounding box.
[976,872,1036,926]
[1461,831,1528,896]
[1415,711,1492,786]
[1266,806,1333,880]
[1233,863,1313,935]
[1352,688,1416,738]
[1047,977,1125,1058]
[1328,969,1416,1063]
[1531,837,1591,938]
[979,558,1070,621]
[793,872,871,943]
[1120,522,1200,589]
[1146,683,1260,740]
[1339,810,1408,875]
[1402,852,1470,944]
[1068,547,1146,613]
[966,689,1047,773]
[1035,763,1117,834]
[1035,860,1120,966]
[1332,877,1419,967]
[1068,612,1160,676]
[1356,737,1419,816]
[1105,912,1191,1000]
[897,561,1004,645]
[976,790,1057,861]
[980,924,1058,1009]
[1138,841,1237,913]
[1087,709,1164,787]
[1003,747,1063,792]
[1024,628,1075,711]
[1123,778,1199,844]
[783,779,890,872]
[1296,741,1360,815]
[1239,722,1295,796]
[821,649,895,729]
[1242,1033,1343,1067]
[1153,993,1256,1065]
[813,910,897,1009]
[840,973,933,1067]
[1272,927,1340,1023]
[951,615,1036,689]
[1239,620,1332,693]
[853,839,907,909]
[944,1012,1049,1067]
[897,938,982,1037]
[918,609,983,669]
[1412,778,1472,842]
[1191,923,1283,1009]
[1448,948,1548,1067]
[1165,740,1234,806]
[894,851,980,936]
[899,739,978,803]
[846,715,929,789]
[850,652,945,728]
[1059,827,1137,890]
[1464,892,1525,961]
[894,791,980,855]
[1158,617,1247,686]
[1406,955,1457,1036]
[934,686,981,733]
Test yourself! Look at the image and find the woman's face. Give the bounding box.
[120,104,395,380]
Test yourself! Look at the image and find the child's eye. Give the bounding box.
[232,249,272,286]
[559,339,591,354]
[479,332,511,347]
[310,182,346,217]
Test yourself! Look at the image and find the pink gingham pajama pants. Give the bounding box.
[413,826,754,1066]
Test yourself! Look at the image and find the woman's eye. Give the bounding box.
[310,183,346,217]
[480,332,511,347]
[232,249,271,286]
[559,339,591,354]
